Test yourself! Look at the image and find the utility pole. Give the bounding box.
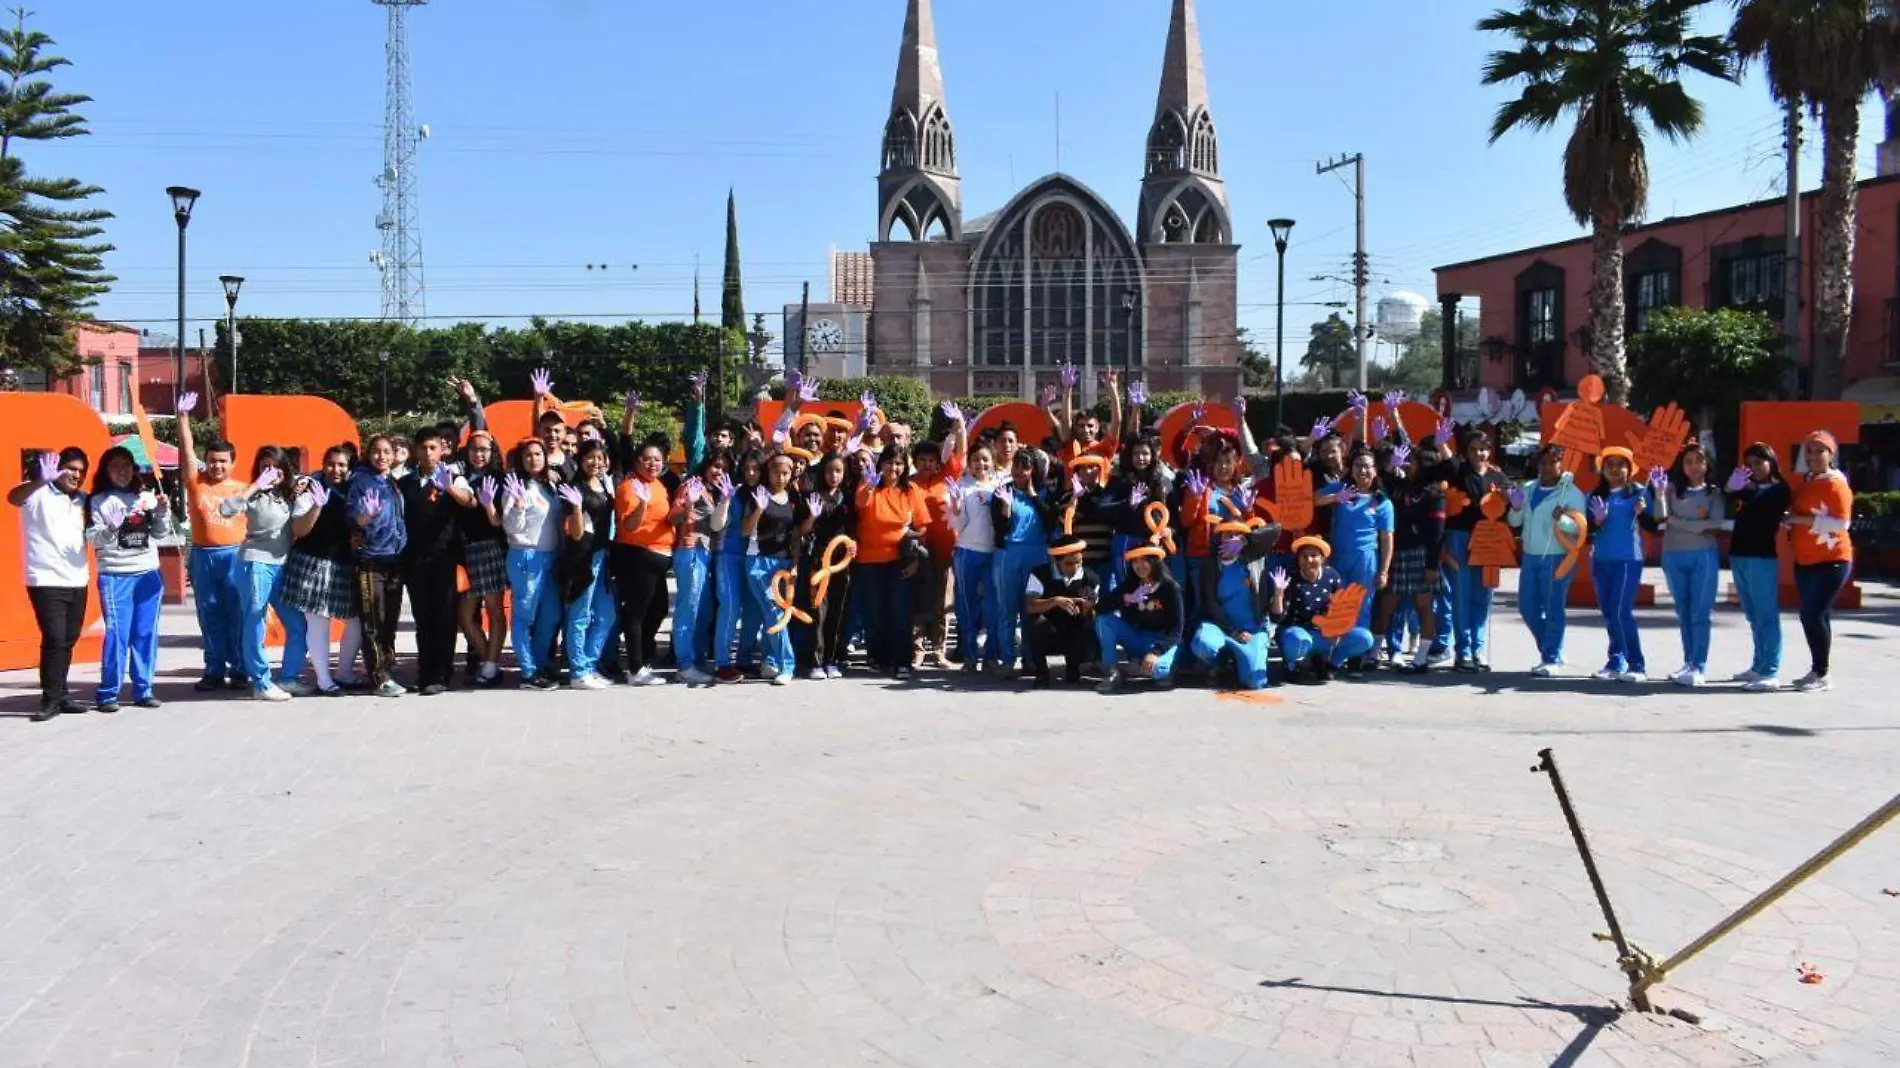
[1782,99,1802,377]
[798,280,811,378]
[1317,152,1369,390]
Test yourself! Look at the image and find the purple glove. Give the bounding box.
[97,496,128,529]
[1127,582,1158,605]
[785,369,803,398]
[1347,390,1368,412]
[713,473,735,498]
[1219,535,1244,558]
[1233,394,1248,414]
[1183,470,1209,497]
[1648,466,1670,492]
[751,485,770,509]
[689,370,707,397]
[477,478,497,508]
[177,391,199,416]
[940,400,964,424]
[859,389,878,412]
[863,466,882,490]
[856,407,877,432]
[1507,486,1528,512]
[1230,485,1255,514]
[1587,496,1609,525]
[1070,474,1085,498]
[1371,417,1388,443]
[623,390,641,412]
[844,433,865,456]
[993,484,1014,508]
[35,452,60,483]
[1382,390,1406,412]
[1192,400,1207,422]
[531,368,553,396]
[1129,483,1148,506]
[1127,380,1148,408]
[1337,485,1361,506]
[630,479,651,504]
[1434,419,1457,446]
[1725,466,1749,493]
[304,480,332,509]
[502,474,526,505]
[1059,361,1079,389]
[557,484,584,509]
[431,465,453,491]
[361,492,383,519]
[1391,444,1411,470]
[1310,416,1334,440]
[805,492,823,514]
[1268,567,1291,592]
[800,377,821,403]
[684,477,705,504]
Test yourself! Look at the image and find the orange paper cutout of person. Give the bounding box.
[1466,491,1519,589]
[1548,374,1608,478]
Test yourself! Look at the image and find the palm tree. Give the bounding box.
[1480,0,1735,405]
[1731,1,1900,400]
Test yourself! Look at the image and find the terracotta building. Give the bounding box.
[5,323,143,415]
[1432,173,1900,417]
[869,0,1241,404]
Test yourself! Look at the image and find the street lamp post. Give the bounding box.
[1120,287,1137,380]
[379,350,390,421]
[166,186,201,413]
[1268,218,1296,433]
[219,275,244,394]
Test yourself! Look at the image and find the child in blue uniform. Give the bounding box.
[1189,520,1280,690]
[1270,535,1374,685]
[1586,446,1669,683]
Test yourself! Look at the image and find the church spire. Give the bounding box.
[878,0,961,242]
[1139,0,1229,245]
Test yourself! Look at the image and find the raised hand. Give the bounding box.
[1191,399,1207,422]
[305,480,332,509]
[712,472,735,499]
[1434,418,1457,446]
[361,491,384,519]
[1230,484,1255,515]
[1346,390,1369,412]
[1371,417,1388,443]
[785,369,803,400]
[684,477,705,504]
[940,400,964,424]
[1310,416,1334,441]
[502,473,526,506]
[1725,466,1750,493]
[805,492,823,515]
[1507,486,1528,512]
[862,466,882,490]
[253,466,283,493]
[1059,361,1079,390]
[1587,496,1609,525]
[531,367,553,397]
[1069,474,1086,499]
[1268,567,1291,591]
[1382,389,1406,412]
[432,465,454,491]
[859,389,879,412]
[1129,483,1149,506]
[623,390,641,412]
[630,479,651,505]
[689,370,707,398]
[557,484,584,509]
[1647,466,1670,492]
[1128,582,1158,605]
[856,406,878,432]
[749,484,770,511]
[1039,384,1058,409]
[177,391,199,416]
[1183,470,1209,497]
[799,377,821,403]
[844,433,865,456]
[945,481,966,509]
[1391,444,1411,470]
[772,410,795,444]
[454,377,479,405]
[1233,393,1248,415]
[993,484,1014,508]
[35,452,60,484]
[1126,380,1148,408]
[97,496,128,529]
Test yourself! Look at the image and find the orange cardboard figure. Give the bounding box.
[1466,491,1519,589]
[1261,453,1314,531]
[1547,374,1608,478]
[1316,584,1370,640]
[1625,400,1692,474]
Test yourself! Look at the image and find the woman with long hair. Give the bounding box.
[1660,443,1725,687]
[799,450,856,679]
[500,438,563,689]
[854,443,928,679]
[9,447,92,721]
[1441,429,1510,672]
[1726,442,1791,691]
[673,450,732,685]
[990,446,1057,678]
[1381,441,1450,674]
[1507,443,1588,676]
[280,445,355,696]
[712,449,766,682]
[557,438,619,689]
[742,451,805,684]
[1781,431,1854,692]
[346,434,408,698]
[1095,545,1183,693]
[612,439,683,686]
[457,429,509,686]
[86,445,174,712]
[223,445,302,701]
[1585,448,1668,683]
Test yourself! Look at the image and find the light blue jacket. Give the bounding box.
[1507,474,1589,558]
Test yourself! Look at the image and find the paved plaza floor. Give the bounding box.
[2,577,1898,1068]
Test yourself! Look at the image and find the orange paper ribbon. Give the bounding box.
[766,568,813,635]
[808,534,858,610]
[1552,509,1587,581]
[1142,500,1178,556]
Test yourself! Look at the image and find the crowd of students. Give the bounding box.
[9,371,1859,721]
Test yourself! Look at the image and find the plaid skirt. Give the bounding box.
[463,538,508,596]
[282,550,355,620]
[1389,546,1429,597]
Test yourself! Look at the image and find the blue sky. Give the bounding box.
[32,0,1882,368]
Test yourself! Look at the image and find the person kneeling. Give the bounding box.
[1024,534,1101,687]
[1095,545,1182,694]
[1190,521,1279,691]
[1270,536,1373,685]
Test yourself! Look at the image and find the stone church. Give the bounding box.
[869,0,1241,404]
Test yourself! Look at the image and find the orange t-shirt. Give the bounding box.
[613,477,677,551]
[1789,473,1853,565]
[914,472,957,563]
[855,483,929,565]
[189,476,249,546]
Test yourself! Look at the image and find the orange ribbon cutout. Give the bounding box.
[1142,500,1178,556]
[808,535,858,610]
[1552,509,1587,580]
[765,568,813,635]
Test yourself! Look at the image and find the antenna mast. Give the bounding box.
[373,0,428,326]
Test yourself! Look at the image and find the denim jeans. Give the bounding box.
[1517,553,1573,666]
[1730,556,1782,678]
[671,547,712,669]
[562,548,618,678]
[238,559,302,691]
[1661,546,1720,672]
[1443,530,1494,662]
[506,548,560,679]
[1278,624,1374,668]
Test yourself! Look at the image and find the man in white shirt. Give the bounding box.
[8,448,94,721]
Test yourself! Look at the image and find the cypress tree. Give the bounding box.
[720,188,744,334]
[0,9,113,378]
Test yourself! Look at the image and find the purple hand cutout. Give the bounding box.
[1507,486,1528,512]
[752,485,770,509]
[712,473,735,499]
[1231,485,1255,514]
[1039,384,1058,409]
[1382,390,1406,412]
[1128,582,1158,605]
[1587,496,1609,524]
[1310,416,1334,440]
[1725,466,1749,493]
[557,484,584,509]
[1129,483,1148,506]
[1337,485,1361,506]
[689,370,707,397]
[1059,361,1079,390]
[477,478,497,508]
[940,400,964,424]
[862,466,882,490]
[799,377,821,403]
[305,481,332,509]
[35,452,60,483]
[502,474,526,506]
[1433,418,1457,446]
[772,411,794,444]
[1070,474,1085,499]
[431,465,453,491]
[806,492,823,514]
[1371,417,1388,443]
[1126,380,1148,408]
[177,391,199,417]
[1192,400,1207,422]
[531,368,553,397]
[253,466,283,493]
[1219,535,1244,558]
[1346,390,1369,411]
[1268,568,1291,591]
[1647,466,1670,492]
[859,389,878,412]
[1183,470,1209,497]
[623,390,641,412]
[361,492,383,519]
[97,497,127,529]
[993,484,1014,508]
[684,478,705,504]
[1391,444,1411,470]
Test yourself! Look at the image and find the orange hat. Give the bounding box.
[781,446,816,463]
[1215,520,1258,537]
[1806,430,1839,456]
[1598,446,1634,465]
[1123,544,1167,562]
[1291,534,1331,559]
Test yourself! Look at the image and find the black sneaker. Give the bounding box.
[193,677,223,693]
[30,702,58,723]
[1032,671,1052,689]
[893,665,913,680]
[1315,660,1336,683]
[522,675,558,691]
[94,700,120,714]
[420,684,447,697]
[132,695,162,709]
[225,676,248,691]
[57,697,89,715]
[1065,666,1082,686]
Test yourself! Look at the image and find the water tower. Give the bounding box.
[1376,291,1430,342]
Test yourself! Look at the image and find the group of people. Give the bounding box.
[9,369,1858,722]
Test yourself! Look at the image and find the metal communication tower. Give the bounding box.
[372,0,427,326]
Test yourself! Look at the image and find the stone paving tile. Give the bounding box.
[1,591,1898,1067]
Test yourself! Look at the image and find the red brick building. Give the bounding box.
[1432,174,1900,416]
[11,323,143,415]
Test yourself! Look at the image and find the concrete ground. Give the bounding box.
[2,573,1898,1068]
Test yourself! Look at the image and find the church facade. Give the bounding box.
[867,0,1242,405]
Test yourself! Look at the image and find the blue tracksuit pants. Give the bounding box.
[1661,546,1719,672]
[97,570,163,703]
[507,548,561,679]
[1190,623,1273,689]
[1517,553,1573,666]
[746,555,795,676]
[991,542,1048,666]
[1592,557,1646,674]
[1095,615,1179,680]
[714,550,762,669]
[1443,530,1494,663]
[563,548,618,679]
[1279,624,1374,668]
[952,546,997,665]
[671,547,712,670]
[189,544,244,681]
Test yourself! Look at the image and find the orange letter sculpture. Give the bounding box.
[0,394,115,670]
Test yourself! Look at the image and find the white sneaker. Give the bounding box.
[1530,663,1553,678]
[1796,673,1832,692]
[757,664,775,680]
[569,674,610,690]
[1425,648,1453,667]
[825,665,843,679]
[630,667,667,687]
[1675,671,1704,688]
[478,661,501,682]
[375,680,406,698]
[1618,671,1647,684]
[807,667,827,681]
[1668,665,1693,682]
[1592,667,1620,681]
[678,666,715,685]
[252,686,292,703]
[1731,669,1762,684]
[772,672,793,686]
[1744,677,1782,693]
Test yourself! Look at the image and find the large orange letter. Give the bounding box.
[0,394,115,670]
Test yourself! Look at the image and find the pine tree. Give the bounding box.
[0,9,113,379]
[720,188,744,333]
